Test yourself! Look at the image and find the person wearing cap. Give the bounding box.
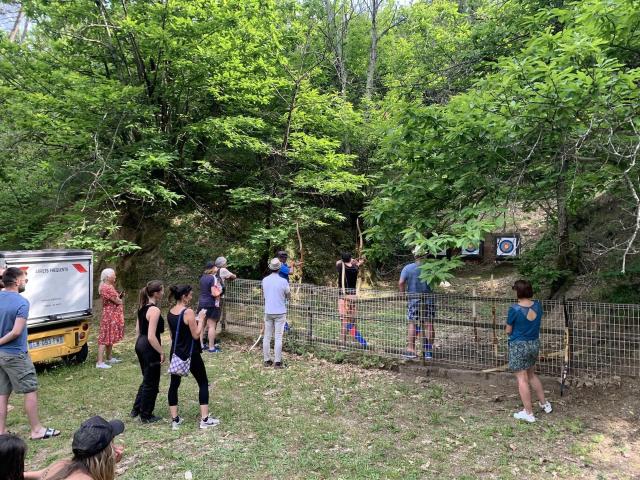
[197,261,223,353]
[215,257,236,332]
[399,247,436,360]
[261,258,290,368]
[276,251,302,281]
[24,416,124,480]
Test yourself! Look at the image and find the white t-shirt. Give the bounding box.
[262,273,290,315]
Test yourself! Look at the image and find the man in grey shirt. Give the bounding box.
[261,258,290,368]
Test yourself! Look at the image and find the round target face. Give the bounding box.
[463,245,478,254]
[499,240,515,254]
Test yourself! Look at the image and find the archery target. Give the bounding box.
[496,236,519,258]
[461,241,483,258]
[435,249,448,258]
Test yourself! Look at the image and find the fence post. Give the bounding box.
[307,304,313,344]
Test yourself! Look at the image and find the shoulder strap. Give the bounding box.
[341,261,346,295]
[172,308,188,350]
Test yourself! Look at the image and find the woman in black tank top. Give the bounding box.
[166,284,220,430]
[131,281,165,423]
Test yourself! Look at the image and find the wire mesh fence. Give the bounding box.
[222,279,640,379]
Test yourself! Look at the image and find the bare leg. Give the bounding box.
[208,320,217,349]
[0,394,9,434]
[105,345,113,361]
[527,367,546,404]
[24,391,45,438]
[339,299,346,342]
[407,322,416,353]
[426,322,435,346]
[199,404,209,419]
[97,344,106,364]
[515,370,533,414]
[169,405,178,419]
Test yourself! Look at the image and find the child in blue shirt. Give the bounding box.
[506,280,552,423]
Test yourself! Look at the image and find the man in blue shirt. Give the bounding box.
[399,248,436,360]
[0,267,59,439]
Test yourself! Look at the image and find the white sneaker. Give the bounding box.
[171,416,184,430]
[96,362,112,369]
[513,409,536,423]
[199,416,220,429]
[108,357,123,364]
[539,401,552,413]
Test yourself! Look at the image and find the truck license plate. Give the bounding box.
[29,335,64,350]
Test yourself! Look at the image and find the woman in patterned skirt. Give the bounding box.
[96,268,125,369]
[506,279,552,423]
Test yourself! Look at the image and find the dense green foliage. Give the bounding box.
[1,0,639,292]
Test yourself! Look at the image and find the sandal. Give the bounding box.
[31,427,60,440]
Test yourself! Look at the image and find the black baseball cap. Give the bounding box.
[72,416,125,458]
[205,260,215,269]
[276,251,288,258]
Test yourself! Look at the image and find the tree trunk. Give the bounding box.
[552,154,577,294]
[8,7,24,43]
[365,0,379,100]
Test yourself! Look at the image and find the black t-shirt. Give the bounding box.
[137,304,164,344]
[337,261,359,295]
[167,309,201,359]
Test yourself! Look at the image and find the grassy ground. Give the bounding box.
[5,322,639,480]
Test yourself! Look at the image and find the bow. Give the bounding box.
[355,218,365,294]
[296,221,304,290]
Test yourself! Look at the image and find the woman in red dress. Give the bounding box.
[97,268,125,369]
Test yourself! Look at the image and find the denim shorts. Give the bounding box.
[508,339,540,372]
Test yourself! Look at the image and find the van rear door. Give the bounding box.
[0,250,93,326]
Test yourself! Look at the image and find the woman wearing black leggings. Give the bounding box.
[132,280,165,423]
[167,285,220,430]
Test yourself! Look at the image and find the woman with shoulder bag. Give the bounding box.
[167,284,220,430]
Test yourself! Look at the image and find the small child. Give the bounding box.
[0,433,27,480]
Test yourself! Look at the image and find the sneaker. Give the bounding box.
[129,409,139,418]
[402,352,418,360]
[539,401,553,414]
[274,362,285,369]
[424,351,433,360]
[264,360,273,367]
[140,415,162,424]
[108,357,123,364]
[208,346,221,353]
[96,362,112,369]
[199,416,221,429]
[513,410,536,423]
[171,416,184,430]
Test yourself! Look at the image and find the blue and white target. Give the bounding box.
[496,237,518,257]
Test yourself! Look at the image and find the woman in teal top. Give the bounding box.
[506,280,552,423]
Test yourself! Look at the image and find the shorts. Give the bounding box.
[200,306,221,321]
[0,351,38,395]
[338,296,357,318]
[407,299,436,323]
[508,339,540,372]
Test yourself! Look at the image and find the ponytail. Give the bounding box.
[138,280,164,309]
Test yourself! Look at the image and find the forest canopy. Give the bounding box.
[1,0,639,295]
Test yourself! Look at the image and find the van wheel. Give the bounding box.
[64,343,89,365]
